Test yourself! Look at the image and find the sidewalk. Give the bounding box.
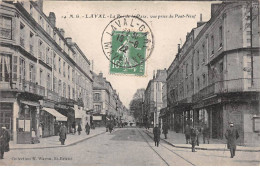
[10,127,106,150]
[145,128,260,152]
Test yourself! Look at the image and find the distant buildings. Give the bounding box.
[166,1,260,146]
[144,69,167,127]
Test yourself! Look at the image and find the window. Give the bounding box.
[202,44,206,63]
[0,54,11,82]
[29,63,35,83]
[68,65,70,80]
[53,76,57,93]
[72,88,75,100]
[197,77,200,90]
[0,16,12,39]
[197,50,200,69]
[72,69,75,82]
[59,38,61,46]
[211,35,214,54]
[30,4,33,16]
[95,105,101,112]
[63,82,66,97]
[68,85,70,99]
[19,57,25,82]
[39,69,43,85]
[58,80,62,96]
[185,64,188,76]
[53,53,56,70]
[47,73,51,90]
[219,26,223,47]
[219,61,223,73]
[38,40,44,61]
[20,23,25,47]
[94,93,100,101]
[46,47,50,64]
[58,57,61,74]
[202,74,206,86]
[53,32,56,41]
[63,61,66,77]
[29,32,34,54]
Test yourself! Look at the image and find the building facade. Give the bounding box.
[92,72,125,126]
[0,0,93,143]
[167,1,260,145]
[144,69,167,127]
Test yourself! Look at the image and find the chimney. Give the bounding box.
[60,28,65,37]
[178,44,181,53]
[65,37,72,44]
[99,72,103,78]
[153,70,155,79]
[48,12,56,27]
[197,14,205,27]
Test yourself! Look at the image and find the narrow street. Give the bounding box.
[0,128,259,166]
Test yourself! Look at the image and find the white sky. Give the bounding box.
[43,1,215,108]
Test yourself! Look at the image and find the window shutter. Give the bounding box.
[12,55,18,81]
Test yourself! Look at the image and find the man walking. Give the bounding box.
[225,122,239,158]
[162,123,169,139]
[59,123,67,145]
[77,123,82,135]
[190,126,197,152]
[153,124,161,147]
[85,123,90,135]
[184,124,191,144]
[0,127,10,159]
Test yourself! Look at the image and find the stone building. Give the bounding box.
[167,1,260,145]
[0,0,93,143]
[144,69,167,127]
[92,72,125,126]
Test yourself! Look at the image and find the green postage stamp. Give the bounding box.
[102,16,154,76]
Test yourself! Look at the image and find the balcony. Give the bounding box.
[192,78,260,103]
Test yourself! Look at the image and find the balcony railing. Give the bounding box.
[192,78,260,102]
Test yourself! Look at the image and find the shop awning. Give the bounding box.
[43,108,67,121]
[73,105,85,119]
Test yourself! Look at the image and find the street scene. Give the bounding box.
[0,0,260,166]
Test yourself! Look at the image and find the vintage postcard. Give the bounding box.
[0,0,260,166]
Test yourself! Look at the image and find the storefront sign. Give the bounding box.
[93,116,102,121]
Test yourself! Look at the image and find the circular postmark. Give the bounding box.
[101,15,154,70]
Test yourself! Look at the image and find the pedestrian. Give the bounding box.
[153,124,161,147]
[190,126,197,152]
[202,124,210,144]
[85,122,90,135]
[184,124,191,144]
[0,127,10,159]
[108,123,113,133]
[225,122,239,158]
[59,123,67,145]
[162,123,169,139]
[77,123,82,135]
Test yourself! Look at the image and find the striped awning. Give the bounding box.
[42,108,67,121]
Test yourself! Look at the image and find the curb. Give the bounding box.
[144,130,260,152]
[10,130,106,150]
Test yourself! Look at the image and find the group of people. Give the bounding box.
[58,122,92,145]
[153,122,239,158]
[106,123,114,133]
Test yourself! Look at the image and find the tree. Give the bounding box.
[129,88,145,124]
